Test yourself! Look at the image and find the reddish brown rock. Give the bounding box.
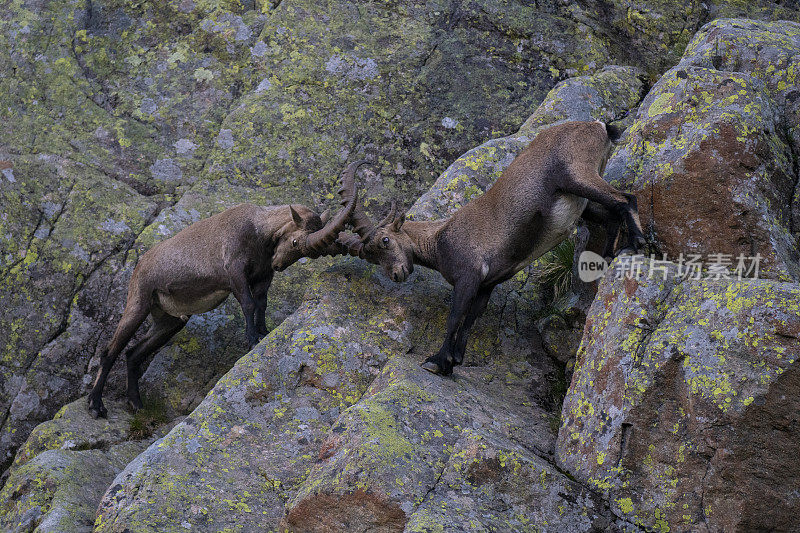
[557,258,800,532]
[286,489,406,533]
[607,20,800,281]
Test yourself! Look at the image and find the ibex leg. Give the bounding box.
[226,258,260,348]
[562,172,645,252]
[580,201,622,260]
[88,288,150,418]
[251,272,274,337]
[124,309,185,411]
[452,285,494,365]
[422,274,480,376]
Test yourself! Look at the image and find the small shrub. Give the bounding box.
[128,397,169,440]
[533,238,575,301]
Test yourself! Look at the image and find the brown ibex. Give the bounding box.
[87,161,365,418]
[338,121,644,375]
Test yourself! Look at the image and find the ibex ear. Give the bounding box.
[391,211,406,231]
[289,205,304,227]
[319,209,331,225]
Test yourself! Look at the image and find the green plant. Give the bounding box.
[128,397,170,440]
[533,238,575,301]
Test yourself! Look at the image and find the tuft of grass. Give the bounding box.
[128,397,170,440]
[548,412,562,435]
[534,238,575,301]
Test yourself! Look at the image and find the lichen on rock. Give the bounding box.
[558,257,800,531]
[607,19,800,281]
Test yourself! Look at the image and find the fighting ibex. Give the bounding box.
[87,161,365,418]
[338,121,644,375]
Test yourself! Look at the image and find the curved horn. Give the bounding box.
[377,201,397,228]
[336,231,364,258]
[305,160,367,254]
[319,209,331,225]
[340,189,377,242]
[350,204,378,242]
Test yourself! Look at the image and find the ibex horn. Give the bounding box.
[305,160,367,254]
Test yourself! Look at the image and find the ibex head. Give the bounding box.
[272,160,364,271]
[337,200,415,282]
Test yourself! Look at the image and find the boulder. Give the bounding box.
[10,399,137,472]
[284,356,621,533]
[607,19,800,281]
[0,444,146,533]
[0,399,156,532]
[558,257,800,532]
[93,263,456,531]
[404,429,622,533]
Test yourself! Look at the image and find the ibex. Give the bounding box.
[338,121,645,375]
[87,161,365,418]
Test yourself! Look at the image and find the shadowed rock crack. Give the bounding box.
[409,445,452,517]
[0,188,168,480]
[0,210,45,278]
[630,277,684,367]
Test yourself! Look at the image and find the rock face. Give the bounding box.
[558,257,800,532]
[571,1,800,75]
[0,64,643,530]
[0,155,159,473]
[607,19,800,281]
[3,0,798,477]
[0,0,660,475]
[94,263,595,532]
[2,6,800,533]
[0,400,154,532]
[285,357,616,533]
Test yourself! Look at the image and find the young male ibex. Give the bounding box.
[87,161,365,418]
[338,121,645,376]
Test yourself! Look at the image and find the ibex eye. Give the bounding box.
[382,237,390,245]
[292,239,298,247]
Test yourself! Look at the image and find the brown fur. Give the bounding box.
[87,162,364,418]
[339,121,645,375]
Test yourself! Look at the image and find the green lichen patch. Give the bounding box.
[558,257,800,531]
[608,35,800,281]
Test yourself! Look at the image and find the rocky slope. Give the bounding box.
[3,0,800,477]
[1,63,645,531]
[1,4,800,533]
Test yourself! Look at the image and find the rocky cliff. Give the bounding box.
[1,2,800,532]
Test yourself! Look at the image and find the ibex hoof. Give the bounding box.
[420,359,453,376]
[420,360,441,374]
[126,399,143,413]
[88,405,108,419]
